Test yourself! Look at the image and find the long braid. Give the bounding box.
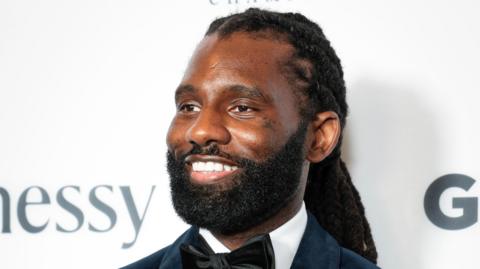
[206,8,378,263]
[339,159,378,261]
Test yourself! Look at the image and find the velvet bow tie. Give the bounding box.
[180,233,275,269]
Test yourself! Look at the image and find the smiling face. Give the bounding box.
[167,32,304,181]
[166,32,314,233]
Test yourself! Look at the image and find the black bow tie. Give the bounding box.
[180,233,275,269]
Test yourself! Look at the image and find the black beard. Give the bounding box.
[167,122,308,235]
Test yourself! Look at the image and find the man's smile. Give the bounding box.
[185,155,240,184]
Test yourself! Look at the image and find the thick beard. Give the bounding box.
[167,122,308,235]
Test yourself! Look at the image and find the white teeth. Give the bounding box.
[205,162,214,171]
[214,163,223,172]
[191,161,238,172]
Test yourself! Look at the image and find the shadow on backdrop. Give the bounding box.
[342,78,441,269]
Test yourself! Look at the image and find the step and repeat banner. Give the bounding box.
[1,0,479,268]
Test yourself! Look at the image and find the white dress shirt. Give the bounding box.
[199,202,308,269]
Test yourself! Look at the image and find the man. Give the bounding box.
[123,8,379,269]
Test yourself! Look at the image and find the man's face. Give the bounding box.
[166,32,309,233]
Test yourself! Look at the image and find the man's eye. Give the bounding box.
[232,105,253,113]
[179,104,200,112]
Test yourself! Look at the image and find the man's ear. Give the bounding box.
[306,111,341,163]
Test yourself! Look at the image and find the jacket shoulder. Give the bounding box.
[292,212,380,269]
[120,246,170,269]
[339,248,380,269]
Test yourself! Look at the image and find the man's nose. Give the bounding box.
[185,109,231,147]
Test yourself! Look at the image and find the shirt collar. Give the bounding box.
[199,202,308,269]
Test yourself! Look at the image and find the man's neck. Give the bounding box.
[211,196,304,251]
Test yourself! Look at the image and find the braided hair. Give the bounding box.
[205,8,378,263]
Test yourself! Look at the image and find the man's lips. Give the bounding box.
[184,155,240,184]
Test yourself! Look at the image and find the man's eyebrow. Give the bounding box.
[175,84,195,102]
[228,85,268,101]
[175,84,269,102]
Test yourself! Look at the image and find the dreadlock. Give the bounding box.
[205,8,378,263]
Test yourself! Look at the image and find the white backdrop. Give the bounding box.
[1,0,479,268]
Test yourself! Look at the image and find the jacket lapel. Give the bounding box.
[158,226,200,269]
[291,212,341,269]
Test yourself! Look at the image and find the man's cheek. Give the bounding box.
[229,128,278,160]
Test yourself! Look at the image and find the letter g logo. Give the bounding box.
[424,174,478,230]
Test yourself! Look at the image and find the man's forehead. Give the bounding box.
[181,32,313,100]
[179,32,298,93]
[189,32,296,70]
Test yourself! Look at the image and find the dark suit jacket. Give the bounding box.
[121,213,380,269]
